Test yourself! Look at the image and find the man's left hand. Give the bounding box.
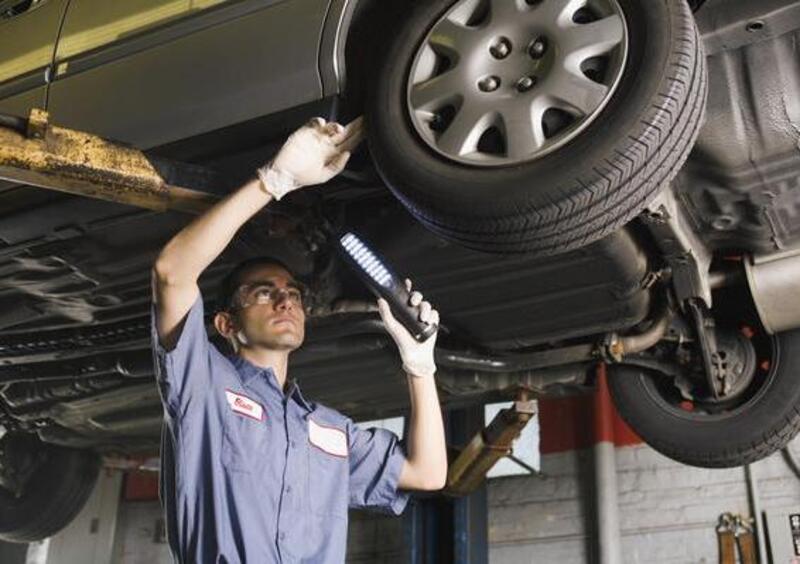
[377,279,438,379]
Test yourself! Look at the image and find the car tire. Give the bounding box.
[608,329,800,468]
[0,439,100,543]
[365,0,707,255]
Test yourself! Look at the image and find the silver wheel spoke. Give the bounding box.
[534,0,586,27]
[410,71,463,110]
[501,102,546,159]
[544,67,609,116]
[429,18,473,59]
[436,106,489,156]
[488,0,522,24]
[561,15,625,61]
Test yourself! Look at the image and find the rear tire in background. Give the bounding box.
[366,0,707,255]
[0,437,100,543]
[608,329,800,468]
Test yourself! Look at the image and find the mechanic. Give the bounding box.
[151,116,448,563]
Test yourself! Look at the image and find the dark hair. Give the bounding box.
[215,256,298,313]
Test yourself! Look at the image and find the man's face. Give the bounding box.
[229,264,306,351]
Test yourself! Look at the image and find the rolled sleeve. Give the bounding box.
[150,295,212,419]
[347,423,410,515]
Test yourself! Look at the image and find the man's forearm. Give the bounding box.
[404,374,448,490]
[154,178,271,282]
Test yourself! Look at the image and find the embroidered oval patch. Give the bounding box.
[308,419,348,457]
[225,389,265,421]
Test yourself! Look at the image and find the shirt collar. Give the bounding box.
[228,354,312,413]
[286,378,313,413]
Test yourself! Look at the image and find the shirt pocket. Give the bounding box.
[221,410,269,474]
[307,429,349,518]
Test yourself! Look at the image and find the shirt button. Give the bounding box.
[285,485,292,494]
[290,440,296,448]
[279,532,286,541]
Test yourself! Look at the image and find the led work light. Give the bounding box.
[338,232,437,342]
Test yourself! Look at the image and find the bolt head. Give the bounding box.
[490,38,512,59]
[429,113,446,131]
[478,76,501,92]
[711,214,737,231]
[529,37,548,59]
[516,76,536,92]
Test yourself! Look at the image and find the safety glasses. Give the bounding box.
[233,280,307,310]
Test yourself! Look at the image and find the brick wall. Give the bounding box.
[345,439,800,563]
[111,439,800,563]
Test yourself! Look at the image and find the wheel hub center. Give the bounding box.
[477,32,553,96]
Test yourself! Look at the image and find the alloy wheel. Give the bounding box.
[406,0,629,166]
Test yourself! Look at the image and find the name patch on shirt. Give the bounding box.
[225,390,265,421]
[308,419,348,457]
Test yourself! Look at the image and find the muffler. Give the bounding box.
[744,248,800,334]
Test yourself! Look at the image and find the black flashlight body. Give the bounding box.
[337,232,438,342]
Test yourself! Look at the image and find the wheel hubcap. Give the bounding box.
[407,0,629,166]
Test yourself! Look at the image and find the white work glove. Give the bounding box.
[257,116,365,200]
[377,279,439,379]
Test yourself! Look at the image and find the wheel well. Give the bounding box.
[338,0,408,115]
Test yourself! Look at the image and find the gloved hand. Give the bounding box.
[377,279,439,379]
[257,116,365,200]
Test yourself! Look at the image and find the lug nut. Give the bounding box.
[478,76,501,92]
[516,75,537,92]
[529,36,548,59]
[429,113,446,131]
[490,37,512,59]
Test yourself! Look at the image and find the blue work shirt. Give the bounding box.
[151,295,409,563]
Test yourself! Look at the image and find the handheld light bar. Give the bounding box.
[338,231,437,342]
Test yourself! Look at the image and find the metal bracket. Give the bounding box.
[641,189,713,308]
[686,298,727,399]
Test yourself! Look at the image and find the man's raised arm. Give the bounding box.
[151,117,364,349]
[377,281,448,491]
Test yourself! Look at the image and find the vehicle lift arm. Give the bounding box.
[0,108,219,214]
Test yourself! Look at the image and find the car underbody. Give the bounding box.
[0,0,797,460]
[0,0,800,544]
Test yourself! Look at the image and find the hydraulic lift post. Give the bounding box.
[406,393,536,562]
[450,406,490,563]
[405,405,489,564]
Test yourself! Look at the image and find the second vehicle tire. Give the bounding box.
[608,329,800,468]
[0,437,100,543]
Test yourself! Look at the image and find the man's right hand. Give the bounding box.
[257,116,365,201]
[154,116,363,348]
